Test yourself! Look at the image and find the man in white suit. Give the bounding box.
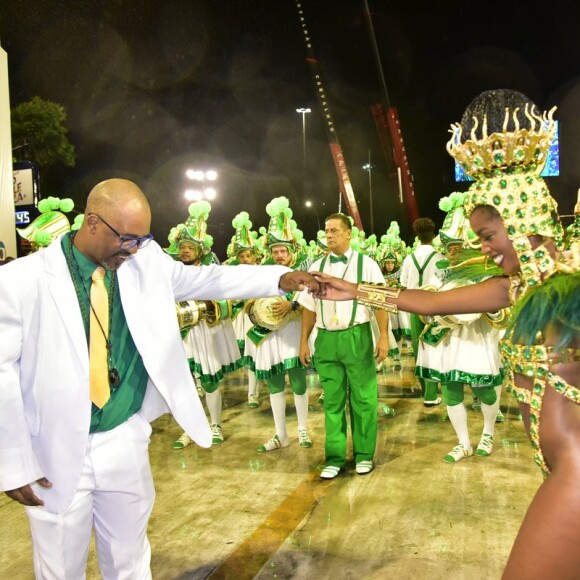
[0,179,316,579]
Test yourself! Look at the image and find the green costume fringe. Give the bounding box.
[507,272,580,351]
[439,248,505,285]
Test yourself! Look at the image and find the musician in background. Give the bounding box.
[226,212,263,407]
[400,217,445,406]
[166,201,241,449]
[415,194,504,463]
[298,213,389,479]
[245,197,313,452]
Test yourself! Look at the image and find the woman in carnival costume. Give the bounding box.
[414,191,505,463]
[314,89,580,578]
[167,201,241,449]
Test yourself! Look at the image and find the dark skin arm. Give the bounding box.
[312,272,512,316]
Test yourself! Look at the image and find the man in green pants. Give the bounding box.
[299,214,389,479]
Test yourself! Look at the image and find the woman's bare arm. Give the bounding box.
[313,272,511,316]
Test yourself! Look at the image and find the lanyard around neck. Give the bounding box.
[319,252,362,329]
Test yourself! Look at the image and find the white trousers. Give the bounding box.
[25,413,155,580]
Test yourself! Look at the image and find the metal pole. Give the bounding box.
[363,150,374,235]
[368,149,374,235]
[296,108,311,197]
[302,112,307,194]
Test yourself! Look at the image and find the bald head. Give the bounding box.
[86,179,151,222]
[75,179,153,270]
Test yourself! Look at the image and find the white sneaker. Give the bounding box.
[298,429,312,448]
[210,424,224,445]
[320,465,341,479]
[424,397,442,407]
[355,460,374,475]
[247,394,260,408]
[172,432,193,450]
[443,443,473,463]
[257,434,289,453]
[476,433,493,456]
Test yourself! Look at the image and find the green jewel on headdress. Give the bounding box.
[17,196,74,248]
[564,190,580,251]
[446,90,565,291]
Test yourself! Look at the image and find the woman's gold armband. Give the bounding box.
[357,284,402,313]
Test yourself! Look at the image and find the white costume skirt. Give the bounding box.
[244,318,302,380]
[415,317,503,387]
[183,319,242,387]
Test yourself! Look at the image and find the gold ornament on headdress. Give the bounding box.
[446,104,556,179]
[446,102,565,293]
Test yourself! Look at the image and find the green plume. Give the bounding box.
[266,196,290,218]
[188,200,211,219]
[232,211,252,229]
[72,215,84,230]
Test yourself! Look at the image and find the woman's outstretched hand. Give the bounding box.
[310,272,359,301]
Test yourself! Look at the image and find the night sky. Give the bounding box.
[2,0,580,257]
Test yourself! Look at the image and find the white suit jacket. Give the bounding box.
[0,240,289,513]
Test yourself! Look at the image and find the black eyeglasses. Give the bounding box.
[92,214,154,250]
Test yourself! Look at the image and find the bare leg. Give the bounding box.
[502,462,580,579]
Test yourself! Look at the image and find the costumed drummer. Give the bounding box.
[313,89,580,579]
[377,221,408,368]
[244,197,313,452]
[298,213,389,479]
[226,211,263,408]
[166,201,241,449]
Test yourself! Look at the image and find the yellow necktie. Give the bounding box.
[89,267,110,408]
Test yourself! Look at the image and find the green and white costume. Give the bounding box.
[299,248,385,467]
[400,244,445,401]
[247,197,310,450]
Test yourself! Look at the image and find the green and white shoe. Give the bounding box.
[172,432,193,450]
[476,433,493,456]
[210,424,224,445]
[257,434,289,453]
[443,443,473,463]
[298,429,312,448]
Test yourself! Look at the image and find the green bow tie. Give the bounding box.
[330,254,348,264]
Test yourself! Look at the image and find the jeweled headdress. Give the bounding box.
[446,89,565,291]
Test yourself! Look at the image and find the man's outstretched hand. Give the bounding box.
[279,271,321,293]
[309,272,359,301]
